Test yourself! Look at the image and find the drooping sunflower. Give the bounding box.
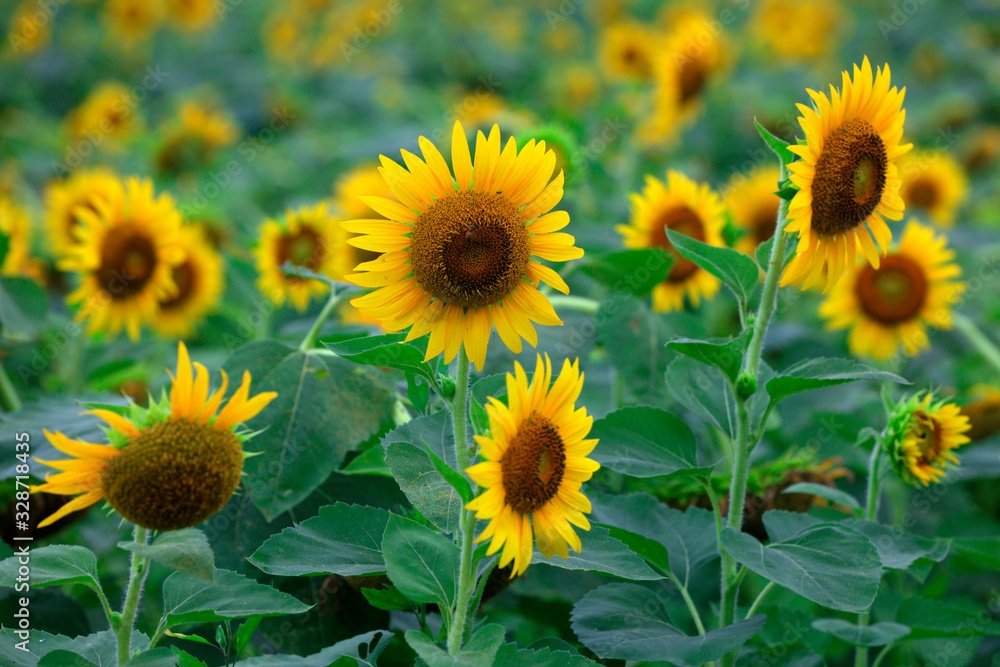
[819,220,965,361]
[750,0,843,62]
[155,101,239,174]
[44,168,121,256]
[886,393,971,486]
[59,177,186,341]
[31,342,276,530]
[725,166,782,254]
[166,0,218,31]
[152,226,224,338]
[598,21,658,82]
[104,0,166,43]
[344,121,582,371]
[616,170,727,312]
[781,57,912,291]
[466,355,599,577]
[896,149,968,227]
[67,83,141,146]
[255,202,342,311]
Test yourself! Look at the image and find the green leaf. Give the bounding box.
[382,514,459,607]
[589,406,712,479]
[161,568,311,627]
[579,248,674,296]
[127,648,182,666]
[666,228,761,305]
[755,233,796,274]
[223,340,393,520]
[382,409,455,466]
[842,519,949,571]
[405,624,505,667]
[39,652,99,667]
[766,357,909,406]
[249,503,392,577]
[720,525,881,612]
[589,490,718,586]
[340,446,393,477]
[236,630,393,666]
[571,583,766,666]
[606,527,671,575]
[234,616,263,655]
[896,597,1000,639]
[384,441,463,533]
[118,529,215,581]
[493,643,600,666]
[664,354,737,438]
[470,373,507,435]
[324,333,438,387]
[361,584,411,611]
[666,330,750,384]
[782,482,861,512]
[812,619,910,647]
[532,525,661,580]
[755,118,796,165]
[422,441,474,503]
[0,276,47,334]
[775,186,798,201]
[0,544,100,591]
[0,628,148,667]
[953,536,1000,570]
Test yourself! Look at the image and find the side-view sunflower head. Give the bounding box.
[616,169,727,312]
[896,149,968,227]
[782,56,912,292]
[884,392,971,486]
[344,121,583,371]
[152,225,224,338]
[44,168,121,256]
[465,355,599,577]
[818,220,966,361]
[31,342,277,530]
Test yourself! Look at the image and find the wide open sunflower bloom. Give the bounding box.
[781,56,912,291]
[465,355,599,577]
[152,225,224,338]
[31,342,276,530]
[344,121,583,371]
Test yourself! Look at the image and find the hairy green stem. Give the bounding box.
[548,295,599,315]
[745,581,776,620]
[855,443,884,667]
[447,348,476,655]
[115,525,151,665]
[953,312,1000,377]
[299,290,343,351]
[871,643,896,667]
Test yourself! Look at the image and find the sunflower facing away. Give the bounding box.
[152,225,224,338]
[617,170,727,312]
[819,220,965,361]
[725,165,782,254]
[31,342,277,529]
[782,56,911,291]
[344,121,583,371]
[896,149,968,227]
[887,393,971,486]
[59,177,186,341]
[45,168,121,256]
[466,355,599,577]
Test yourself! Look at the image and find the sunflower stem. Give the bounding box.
[115,525,151,665]
[0,359,22,413]
[299,290,342,351]
[447,347,477,655]
[953,312,1000,377]
[855,442,884,667]
[744,581,776,620]
[548,295,599,316]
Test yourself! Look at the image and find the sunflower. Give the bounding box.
[59,177,186,341]
[896,150,968,227]
[750,0,842,62]
[598,21,658,82]
[104,0,165,43]
[152,226,224,338]
[263,9,307,65]
[886,393,971,486]
[0,196,33,277]
[155,101,239,174]
[255,203,342,311]
[334,164,397,220]
[7,1,50,56]
[616,170,727,312]
[44,168,121,256]
[166,0,218,31]
[725,166,782,254]
[344,121,582,371]
[465,355,599,577]
[781,57,912,291]
[67,83,141,146]
[961,385,1000,442]
[819,220,965,360]
[31,342,276,530]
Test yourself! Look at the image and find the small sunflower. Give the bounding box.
[344,121,582,371]
[59,177,186,341]
[961,385,1000,443]
[616,170,727,312]
[896,150,968,227]
[156,101,239,174]
[263,9,307,65]
[781,57,912,291]
[166,0,218,31]
[598,21,658,82]
[819,220,965,361]
[7,1,50,56]
[104,0,165,43]
[152,226,224,338]
[31,342,276,530]
[0,196,33,277]
[466,355,599,577]
[333,164,397,220]
[750,0,842,62]
[886,393,971,486]
[44,168,121,256]
[725,166,782,254]
[255,203,341,311]
[67,83,141,146]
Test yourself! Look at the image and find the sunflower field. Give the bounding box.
[2,0,1000,665]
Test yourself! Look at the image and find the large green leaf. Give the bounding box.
[125,649,182,666]
[0,628,148,667]
[765,358,908,406]
[896,597,1000,639]
[953,536,1000,570]
[323,333,438,387]
[664,354,737,438]
[236,630,393,666]
[571,583,766,665]
[589,406,711,479]
[781,483,860,513]
[579,248,673,296]
[492,643,600,666]
[223,340,393,520]
[666,331,750,384]
[382,409,455,467]
[0,276,47,335]
[384,441,463,533]
[381,514,459,607]
[249,503,392,577]
[119,529,215,581]
[666,228,761,305]
[160,568,311,627]
[720,525,881,612]
[405,624,505,667]
[589,490,718,586]
[532,525,661,580]
[0,544,100,591]
[812,619,910,647]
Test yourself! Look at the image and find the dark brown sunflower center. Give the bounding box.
[910,411,944,462]
[67,201,98,238]
[277,227,324,272]
[101,419,243,531]
[501,414,567,514]
[752,203,779,244]
[160,260,196,311]
[97,230,158,300]
[650,206,706,283]
[855,253,928,325]
[678,58,707,105]
[906,176,940,210]
[811,118,888,236]
[410,191,530,308]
